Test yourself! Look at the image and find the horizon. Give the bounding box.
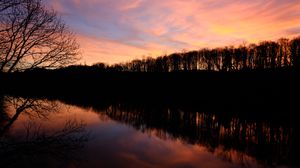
[1,1,300,167]
[46,0,300,65]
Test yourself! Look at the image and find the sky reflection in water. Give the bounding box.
[1,98,292,168]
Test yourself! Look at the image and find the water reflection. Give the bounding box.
[0,96,89,168]
[0,96,58,135]
[97,103,299,167]
[0,95,299,168]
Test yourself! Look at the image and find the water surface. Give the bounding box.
[0,96,297,168]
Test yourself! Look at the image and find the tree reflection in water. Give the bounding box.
[0,96,89,168]
[98,103,299,167]
[1,94,299,167]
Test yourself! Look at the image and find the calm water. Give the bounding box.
[0,96,298,168]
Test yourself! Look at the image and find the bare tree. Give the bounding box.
[0,0,24,12]
[0,119,88,167]
[0,96,59,135]
[278,38,290,67]
[290,36,300,67]
[0,0,79,72]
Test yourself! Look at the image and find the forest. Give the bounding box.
[90,36,300,72]
[1,36,300,110]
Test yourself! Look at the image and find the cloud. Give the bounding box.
[46,0,300,64]
[286,26,300,35]
[76,34,177,65]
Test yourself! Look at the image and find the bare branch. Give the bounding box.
[0,0,79,72]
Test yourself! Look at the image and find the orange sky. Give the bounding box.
[47,0,300,65]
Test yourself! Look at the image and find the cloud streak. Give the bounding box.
[47,0,300,64]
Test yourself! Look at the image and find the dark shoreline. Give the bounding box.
[1,67,299,116]
[1,68,300,167]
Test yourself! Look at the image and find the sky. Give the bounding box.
[45,0,300,65]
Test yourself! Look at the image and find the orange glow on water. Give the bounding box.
[4,101,255,167]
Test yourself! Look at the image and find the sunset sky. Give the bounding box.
[46,0,300,65]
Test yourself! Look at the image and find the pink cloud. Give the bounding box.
[46,0,300,64]
[76,35,177,65]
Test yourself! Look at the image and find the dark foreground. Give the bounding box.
[1,67,300,113]
[0,94,300,168]
[0,68,300,167]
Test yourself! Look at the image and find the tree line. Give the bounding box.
[1,1,300,73]
[93,36,300,72]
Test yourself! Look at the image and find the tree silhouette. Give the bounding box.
[35,36,300,73]
[0,0,24,12]
[290,36,300,68]
[0,0,79,72]
[105,36,300,72]
[268,42,279,69]
[278,38,290,67]
[255,42,268,69]
[222,47,233,71]
[169,53,180,71]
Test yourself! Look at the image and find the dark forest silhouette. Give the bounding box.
[88,36,300,72]
[0,1,299,109]
[2,37,299,107]
[0,1,299,74]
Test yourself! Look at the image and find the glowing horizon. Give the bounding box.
[46,0,300,65]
